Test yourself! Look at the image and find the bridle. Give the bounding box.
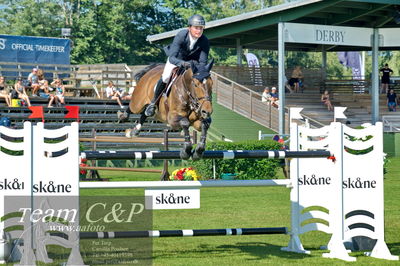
[184,74,212,118]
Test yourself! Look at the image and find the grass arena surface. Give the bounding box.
[207,95,275,142]
[75,157,400,265]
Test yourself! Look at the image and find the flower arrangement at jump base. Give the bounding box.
[169,167,200,181]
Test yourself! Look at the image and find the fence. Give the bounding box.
[212,65,324,91]
[0,62,136,97]
[211,71,289,133]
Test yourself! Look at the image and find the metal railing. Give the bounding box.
[382,115,400,132]
[211,71,325,133]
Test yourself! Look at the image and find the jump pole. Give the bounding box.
[51,227,288,239]
[79,150,331,160]
[80,179,291,189]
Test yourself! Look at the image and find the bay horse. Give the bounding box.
[118,61,214,160]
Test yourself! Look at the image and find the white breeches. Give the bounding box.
[162,58,178,83]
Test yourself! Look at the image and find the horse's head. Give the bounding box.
[184,60,214,120]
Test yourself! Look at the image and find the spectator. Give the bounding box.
[0,76,11,107]
[272,135,289,178]
[270,87,279,107]
[121,81,136,101]
[321,90,333,111]
[380,63,393,94]
[105,81,123,108]
[37,69,47,91]
[14,78,31,107]
[261,87,272,103]
[51,78,65,106]
[284,76,294,93]
[290,66,303,93]
[38,80,56,108]
[387,89,397,112]
[121,86,135,101]
[28,68,40,96]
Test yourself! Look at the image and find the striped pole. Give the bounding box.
[79,179,291,189]
[74,227,287,239]
[80,150,331,160]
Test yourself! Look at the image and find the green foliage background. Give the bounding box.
[1,0,399,77]
[191,140,283,179]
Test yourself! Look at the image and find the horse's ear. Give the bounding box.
[205,58,214,72]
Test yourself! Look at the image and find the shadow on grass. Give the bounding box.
[216,242,310,260]
[151,242,309,260]
[388,242,400,255]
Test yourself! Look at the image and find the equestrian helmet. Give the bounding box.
[188,14,205,27]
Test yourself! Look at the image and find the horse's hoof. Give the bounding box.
[132,127,140,137]
[180,143,192,160]
[125,128,139,138]
[192,146,205,161]
[125,129,132,138]
[180,150,191,160]
[117,111,128,122]
[144,104,156,117]
[192,151,203,161]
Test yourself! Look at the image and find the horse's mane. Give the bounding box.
[134,63,163,81]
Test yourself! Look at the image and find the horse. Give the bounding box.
[118,61,214,160]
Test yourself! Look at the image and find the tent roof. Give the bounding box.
[147,0,400,51]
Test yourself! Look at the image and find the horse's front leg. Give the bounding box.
[192,117,211,160]
[179,117,192,160]
[126,111,147,138]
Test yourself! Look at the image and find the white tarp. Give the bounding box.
[379,28,400,47]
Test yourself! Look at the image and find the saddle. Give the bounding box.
[158,66,185,114]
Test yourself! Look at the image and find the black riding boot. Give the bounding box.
[145,78,166,117]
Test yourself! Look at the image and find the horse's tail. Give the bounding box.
[134,63,163,81]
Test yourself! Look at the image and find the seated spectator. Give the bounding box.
[0,76,11,107]
[290,66,303,93]
[387,89,397,112]
[51,78,65,106]
[14,78,31,107]
[270,87,279,107]
[284,76,294,94]
[121,81,136,101]
[121,86,135,101]
[37,69,46,85]
[105,81,123,108]
[321,90,333,111]
[38,80,56,108]
[261,87,272,103]
[28,68,40,96]
[273,134,289,178]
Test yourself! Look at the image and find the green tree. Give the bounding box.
[0,0,63,36]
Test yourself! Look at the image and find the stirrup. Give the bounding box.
[145,102,156,117]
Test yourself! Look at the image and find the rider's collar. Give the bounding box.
[189,33,198,50]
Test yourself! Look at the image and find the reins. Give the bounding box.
[181,70,211,118]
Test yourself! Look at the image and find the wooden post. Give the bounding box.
[160,129,170,181]
[231,82,234,110]
[250,91,253,119]
[86,128,101,180]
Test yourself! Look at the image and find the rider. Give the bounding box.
[144,14,210,117]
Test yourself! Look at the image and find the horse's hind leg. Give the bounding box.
[118,107,132,122]
[179,117,192,160]
[126,111,147,138]
[192,117,211,160]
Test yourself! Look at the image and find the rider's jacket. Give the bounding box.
[164,29,210,68]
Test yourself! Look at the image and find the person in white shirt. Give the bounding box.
[262,87,272,103]
[105,81,123,108]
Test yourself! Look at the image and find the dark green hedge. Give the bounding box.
[191,140,283,180]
